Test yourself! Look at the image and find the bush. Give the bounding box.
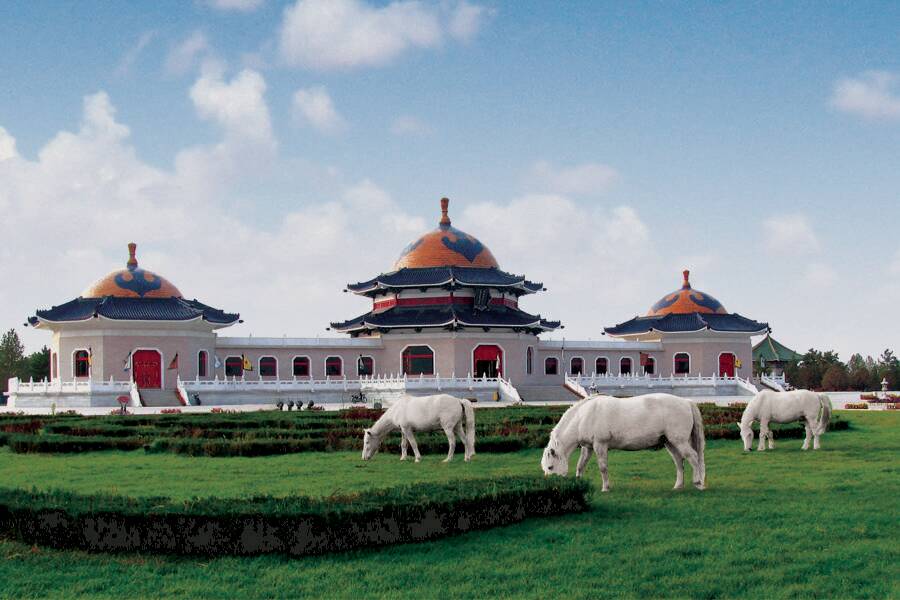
[0,477,592,557]
[845,403,869,410]
[6,434,144,453]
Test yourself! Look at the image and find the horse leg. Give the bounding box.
[673,441,704,490]
[400,432,409,461]
[593,442,610,492]
[402,427,422,462]
[442,424,456,462]
[757,419,769,452]
[767,427,775,450]
[813,429,821,450]
[665,442,684,490]
[575,446,592,478]
[802,421,812,451]
[454,422,470,461]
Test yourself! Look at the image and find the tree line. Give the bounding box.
[0,329,50,393]
[772,348,900,392]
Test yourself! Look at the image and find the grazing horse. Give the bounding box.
[361,394,475,463]
[739,390,831,452]
[542,394,706,492]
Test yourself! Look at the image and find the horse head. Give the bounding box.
[361,428,380,460]
[541,436,569,476]
[737,421,754,451]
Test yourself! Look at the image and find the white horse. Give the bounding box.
[542,394,706,492]
[739,390,831,452]
[361,394,475,462]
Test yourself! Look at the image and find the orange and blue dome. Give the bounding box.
[81,243,183,299]
[393,198,499,270]
[647,270,727,316]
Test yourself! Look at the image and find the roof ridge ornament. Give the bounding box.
[127,242,138,270]
[682,269,691,289]
[439,197,451,227]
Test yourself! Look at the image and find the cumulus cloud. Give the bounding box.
[278,0,489,70]
[762,214,821,255]
[0,127,17,161]
[528,160,618,196]
[164,31,211,76]
[291,86,347,133]
[390,115,432,136]
[206,0,264,11]
[0,77,430,351]
[831,71,900,120]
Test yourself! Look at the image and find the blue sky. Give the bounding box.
[1,0,898,359]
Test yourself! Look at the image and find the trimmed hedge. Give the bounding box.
[0,477,591,557]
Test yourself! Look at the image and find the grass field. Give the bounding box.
[0,411,897,599]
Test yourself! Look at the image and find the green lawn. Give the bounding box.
[0,411,897,599]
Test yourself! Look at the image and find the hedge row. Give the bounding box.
[0,477,591,557]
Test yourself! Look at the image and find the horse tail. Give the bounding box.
[461,398,476,457]
[816,394,832,435]
[690,401,706,484]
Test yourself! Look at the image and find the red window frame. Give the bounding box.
[545,357,558,375]
[325,356,343,377]
[570,357,583,375]
[596,357,608,375]
[259,356,277,377]
[402,346,434,375]
[74,350,90,378]
[293,356,310,377]
[225,356,243,377]
[198,351,208,378]
[674,353,690,375]
[620,357,632,375]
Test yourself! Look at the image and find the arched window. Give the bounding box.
[225,356,243,377]
[570,357,584,375]
[293,356,310,377]
[357,356,374,376]
[643,356,655,375]
[325,356,343,377]
[545,357,558,375]
[595,357,608,375]
[259,356,278,377]
[197,351,208,378]
[620,357,632,375]
[74,350,90,378]
[674,353,690,375]
[526,346,534,375]
[402,346,434,375]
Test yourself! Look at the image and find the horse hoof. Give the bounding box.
[694,484,705,491]
[601,488,610,493]
[415,458,421,463]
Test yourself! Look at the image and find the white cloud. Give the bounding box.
[802,263,838,288]
[164,31,211,76]
[762,214,821,255]
[278,0,488,70]
[190,67,273,144]
[528,160,618,196]
[206,0,264,11]
[115,30,157,76]
[390,115,432,136]
[447,1,492,42]
[0,127,17,161]
[831,71,900,120]
[291,86,347,133]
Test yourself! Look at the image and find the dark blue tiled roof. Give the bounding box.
[604,312,768,335]
[331,305,560,333]
[346,267,544,295]
[30,297,239,326]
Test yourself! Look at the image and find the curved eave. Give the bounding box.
[330,315,561,334]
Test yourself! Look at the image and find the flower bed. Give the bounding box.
[0,476,591,557]
[844,403,869,410]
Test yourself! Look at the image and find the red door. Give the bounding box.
[719,353,736,377]
[133,350,162,389]
[473,345,503,378]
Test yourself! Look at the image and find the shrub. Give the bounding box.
[160,408,182,414]
[0,476,591,557]
[6,434,145,453]
[845,403,869,410]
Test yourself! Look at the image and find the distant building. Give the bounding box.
[753,334,803,377]
[10,198,774,409]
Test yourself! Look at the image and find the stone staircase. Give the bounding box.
[139,389,182,407]
[516,384,583,403]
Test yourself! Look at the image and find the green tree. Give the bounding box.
[821,363,850,391]
[877,349,900,389]
[26,346,51,382]
[0,329,28,393]
[847,353,871,391]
